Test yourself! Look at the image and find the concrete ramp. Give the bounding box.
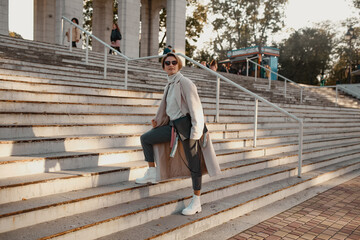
[338,84,360,100]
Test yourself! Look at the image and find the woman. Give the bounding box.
[135,53,221,216]
[110,23,122,54]
[66,18,81,48]
[210,60,218,72]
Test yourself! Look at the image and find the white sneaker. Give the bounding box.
[182,195,202,215]
[135,167,157,184]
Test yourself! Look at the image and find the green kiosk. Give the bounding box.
[223,46,280,80]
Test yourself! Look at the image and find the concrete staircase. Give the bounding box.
[0,35,360,239]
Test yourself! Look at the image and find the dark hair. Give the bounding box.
[168,45,172,48]
[161,53,183,70]
[71,18,79,25]
[210,60,217,67]
[113,22,120,32]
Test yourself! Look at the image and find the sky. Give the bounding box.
[8,0,359,48]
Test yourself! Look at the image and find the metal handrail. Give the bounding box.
[61,16,130,81]
[186,53,304,177]
[246,58,339,105]
[61,16,304,177]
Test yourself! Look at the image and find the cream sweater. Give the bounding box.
[166,72,184,120]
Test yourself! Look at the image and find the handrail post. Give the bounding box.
[124,59,128,89]
[69,26,72,52]
[104,47,107,79]
[85,34,89,64]
[253,98,258,147]
[336,85,338,106]
[284,79,287,98]
[246,59,249,76]
[300,87,303,103]
[297,120,304,177]
[268,70,271,90]
[255,66,257,82]
[61,19,64,45]
[216,76,220,122]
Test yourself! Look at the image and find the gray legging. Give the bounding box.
[140,124,202,190]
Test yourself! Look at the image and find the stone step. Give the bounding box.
[0,69,358,112]
[1,119,359,157]
[0,136,358,203]
[0,77,164,99]
[2,119,359,140]
[4,99,360,121]
[1,157,358,239]
[108,160,360,240]
[2,36,359,109]
[0,89,161,106]
[0,148,357,233]
[1,127,358,179]
[2,59,356,109]
[2,85,359,117]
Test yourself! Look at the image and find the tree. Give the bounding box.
[9,31,23,39]
[210,0,288,59]
[193,47,216,65]
[328,24,360,84]
[354,0,360,8]
[278,28,333,85]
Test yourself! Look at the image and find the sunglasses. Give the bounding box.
[164,60,178,66]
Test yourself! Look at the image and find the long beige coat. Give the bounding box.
[66,27,81,42]
[153,72,221,181]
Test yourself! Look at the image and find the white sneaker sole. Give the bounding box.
[181,208,202,216]
[135,179,158,184]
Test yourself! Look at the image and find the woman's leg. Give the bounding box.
[181,139,202,192]
[140,125,172,164]
[181,138,202,215]
[136,125,172,184]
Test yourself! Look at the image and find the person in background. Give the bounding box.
[219,63,228,73]
[210,60,218,72]
[201,61,210,68]
[265,64,271,79]
[135,52,221,216]
[110,23,122,54]
[66,17,81,48]
[163,45,172,55]
[229,64,237,74]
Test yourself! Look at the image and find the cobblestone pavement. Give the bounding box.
[228,175,360,240]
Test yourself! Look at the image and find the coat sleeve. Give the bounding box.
[154,85,170,127]
[181,78,204,140]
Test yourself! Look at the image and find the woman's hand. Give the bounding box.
[151,119,157,128]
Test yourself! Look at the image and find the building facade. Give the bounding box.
[1,0,186,58]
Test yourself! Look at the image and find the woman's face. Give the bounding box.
[113,24,116,30]
[164,56,179,76]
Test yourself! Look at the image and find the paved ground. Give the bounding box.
[228,175,360,240]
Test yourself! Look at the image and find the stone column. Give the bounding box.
[34,0,56,43]
[140,0,166,57]
[0,0,9,36]
[92,0,113,53]
[166,0,186,57]
[118,0,141,58]
[34,0,82,45]
[56,0,83,45]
